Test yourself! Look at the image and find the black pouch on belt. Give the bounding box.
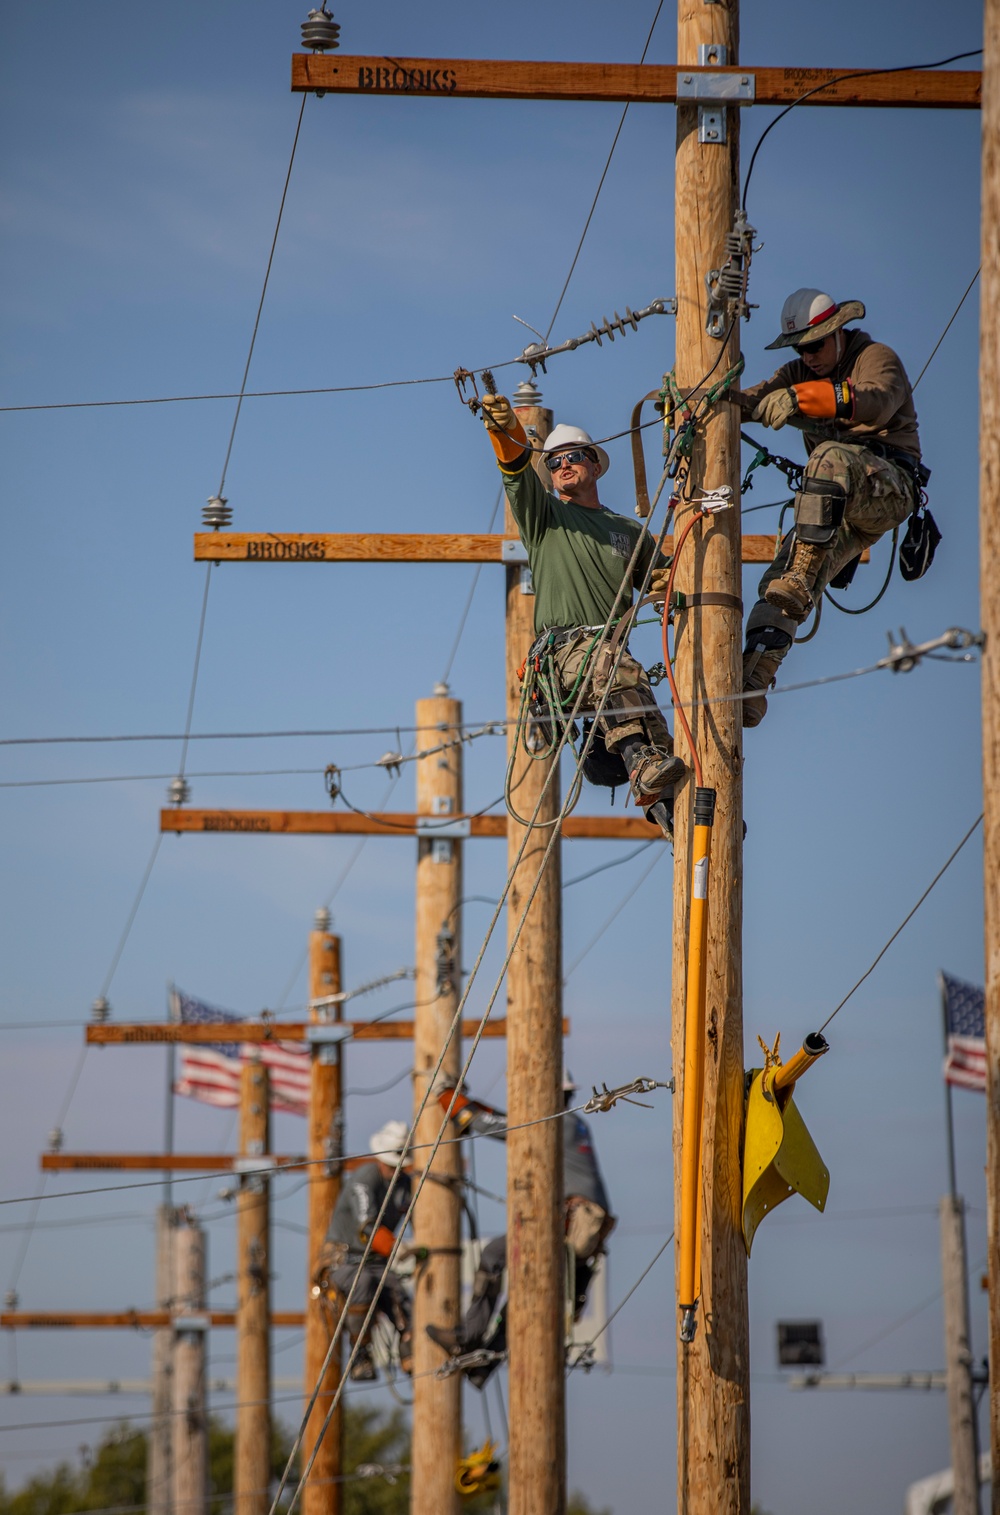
[899,501,942,581]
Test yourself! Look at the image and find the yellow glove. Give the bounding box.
[649,566,671,598]
[482,393,515,432]
[753,388,798,431]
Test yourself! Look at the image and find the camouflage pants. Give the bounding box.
[747,441,915,639]
[550,628,673,756]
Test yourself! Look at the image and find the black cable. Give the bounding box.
[742,49,982,212]
[818,813,983,1033]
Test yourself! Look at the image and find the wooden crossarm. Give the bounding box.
[159,809,659,840]
[194,532,782,564]
[83,1016,558,1045]
[290,56,980,110]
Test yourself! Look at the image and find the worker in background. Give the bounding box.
[740,289,924,726]
[482,393,683,838]
[424,1075,616,1386]
[313,1119,413,1381]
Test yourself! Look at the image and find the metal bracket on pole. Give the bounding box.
[501,539,529,565]
[415,816,472,840]
[306,1021,351,1064]
[233,1155,278,1175]
[172,1314,210,1334]
[677,57,754,146]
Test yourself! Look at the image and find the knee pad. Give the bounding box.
[746,600,797,644]
[743,625,792,655]
[794,477,847,545]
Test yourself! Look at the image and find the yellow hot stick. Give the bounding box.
[771,1031,830,1094]
[678,788,716,1343]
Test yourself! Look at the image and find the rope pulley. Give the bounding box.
[742,1031,830,1255]
[455,1440,502,1499]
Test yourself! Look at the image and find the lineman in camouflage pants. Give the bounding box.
[740,289,922,726]
[481,394,684,837]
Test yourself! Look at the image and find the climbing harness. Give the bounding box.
[455,1440,502,1499]
[742,1032,830,1255]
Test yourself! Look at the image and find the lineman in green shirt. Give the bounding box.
[482,393,684,838]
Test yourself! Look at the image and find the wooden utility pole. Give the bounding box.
[148,1204,173,1515]
[303,914,344,1515]
[173,1215,208,1515]
[939,1195,980,1515]
[504,385,566,1515]
[671,3,749,1512]
[411,687,464,1515]
[980,3,1000,1505]
[236,1061,271,1515]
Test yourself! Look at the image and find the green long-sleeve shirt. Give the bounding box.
[499,450,668,635]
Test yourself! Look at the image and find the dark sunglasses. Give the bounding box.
[793,336,828,356]
[547,448,596,470]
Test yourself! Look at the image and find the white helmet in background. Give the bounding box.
[369,1119,410,1163]
[542,423,611,478]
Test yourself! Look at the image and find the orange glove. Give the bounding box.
[368,1225,397,1258]
[482,392,530,466]
[792,379,854,421]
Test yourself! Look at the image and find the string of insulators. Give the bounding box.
[519,298,675,374]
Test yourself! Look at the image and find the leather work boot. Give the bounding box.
[627,746,685,805]
[741,647,786,729]
[764,540,829,620]
[426,1322,464,1357]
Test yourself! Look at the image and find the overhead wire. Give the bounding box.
[741,49,982,211]
[270,340,738,1515]
[436,0,666,684]
[817,812,983,1033]
[566,1229,674,1372]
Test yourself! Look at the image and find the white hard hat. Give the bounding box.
[542,423,610,478]
[766,288,865,350]
[562,1070,578,1094]
[369,1119,410,1162]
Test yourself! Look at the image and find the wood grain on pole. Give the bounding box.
[172,1218,208,1515]
[159,809,664,840]
[236,1063,271,1515]
[148,1205,173,1515]
[979,4,1000,1503]
[671,3,749,1512]
[412,692,463,1515]
[291,55,981,109]
[939,1197,980,1515]
[505,395,565,1515]
[193,531,782,564]
[304,924,343,1515]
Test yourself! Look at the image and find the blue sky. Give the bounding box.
[0,3,989,1511]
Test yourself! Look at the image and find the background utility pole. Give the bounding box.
[671,2,749,1511]
[938,1195,979,1515]
[505,384,566,1515]
[304,914,343,1515]
[979,2,1000,1505]
[149,1205,174,1515]
[173,1215,208,1515]
[236,1060,271,1515]
[412,687,464,1515]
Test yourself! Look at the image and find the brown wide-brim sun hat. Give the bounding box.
[765,298,866,351]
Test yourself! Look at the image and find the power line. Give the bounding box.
[818,813,983,1033]
[912,266,981,390]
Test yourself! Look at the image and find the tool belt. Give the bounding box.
[856,436,931,495]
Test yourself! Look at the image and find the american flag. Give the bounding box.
[170,987,310,1115]
[941,971,987,1094]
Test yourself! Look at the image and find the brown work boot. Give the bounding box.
[742,648,785,728]
[627,746,685,805]
[764,540,829,620]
